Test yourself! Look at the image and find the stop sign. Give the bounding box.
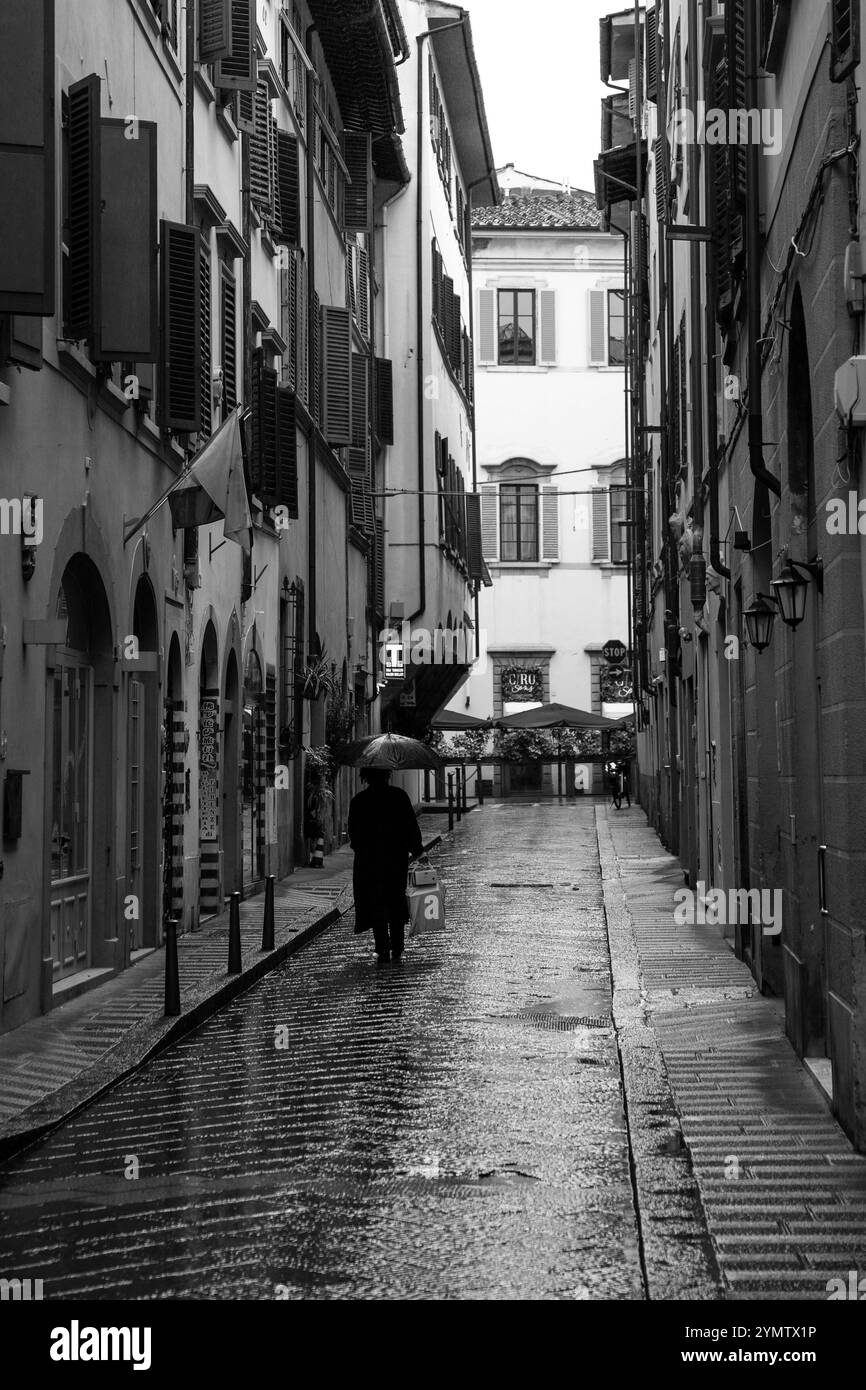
[602,639,627,664]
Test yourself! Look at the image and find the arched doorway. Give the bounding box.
[162,634,184,933]
[223,650,241,895]
[242,647,265,889]
[199,622,220,918]
[127,575,160,955]
[49,556,113,980]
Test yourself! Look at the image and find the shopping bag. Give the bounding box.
[407,866,446,935]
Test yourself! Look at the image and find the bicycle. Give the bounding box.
[609,763,631,810]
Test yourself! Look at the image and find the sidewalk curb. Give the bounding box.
[0,834,444,1166]
[595,807,724,1301]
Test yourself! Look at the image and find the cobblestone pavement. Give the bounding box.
[0,802,646,1301]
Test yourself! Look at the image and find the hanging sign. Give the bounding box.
[501,667,543,702]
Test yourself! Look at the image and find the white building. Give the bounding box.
[450,168,630,794]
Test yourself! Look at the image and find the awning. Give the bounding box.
[431,708,491,730]
[496,702,622,730]
[380,661,471,738]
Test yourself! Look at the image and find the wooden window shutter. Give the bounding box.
[431,242,442,325]
[831,0,859,80]
[2,316,43,371]
[215,0,255,90]
[310,286,321,425]
[374,518,385,615]
[645,7,658,103]
[726,0,747,204]
[274,130,300,245]
[345,248,356,320]
[220,262,237,412]
[250,82,272,212]
[465,494,484,578]
[541,488,559,560]
[374,357,394,444]
[273,385,299,516]
[348,447,374,534]
[592,487,610,560]
[351,353,368,450]
[357,247,370,338]
[442,274,454,355]
[342,130,372,232]
[588,289,607,366]
[0,0,55,315]
[450,290,462,371]
[159,220,201,432]
[199,237,212,436]
[480,484,498,561]
[93,119,158,362]
[710,58,733,319]
[539,291,556,365]
[235,86,255,134]
[198,0,232,62]
[65,75,101,340]
[321,305,351,445]
[627,59,638,123]
[478,289,495,364]
[653,137,669,222]
[250,348,278,498]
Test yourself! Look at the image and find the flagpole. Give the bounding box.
[122,406,244,547]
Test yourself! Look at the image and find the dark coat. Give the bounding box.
[348,784,423,934]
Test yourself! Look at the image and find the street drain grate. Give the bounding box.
[489,882,555,888]
[501,1011,612,1030]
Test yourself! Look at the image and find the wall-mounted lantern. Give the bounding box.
[771,557,823,630]
[743,595,777,653]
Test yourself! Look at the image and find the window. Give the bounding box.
[592,469,628,563]
[500,484,539,561]
[608,289,626,365]
[498,290,535,365]
[588,287,625,367]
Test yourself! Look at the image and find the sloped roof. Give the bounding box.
[306,0,404,136]
[473,188,603,231]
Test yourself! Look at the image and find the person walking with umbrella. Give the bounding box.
[339,733,440,966]
[348,769,424,964]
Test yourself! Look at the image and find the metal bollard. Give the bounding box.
[461,765,468,813]
[476,761,484,805]
[447,773,454,832]
[261,874,275,952]
[228,891,242,974]
[164,915,181,1016]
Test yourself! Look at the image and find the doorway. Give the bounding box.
[49,557,112,982]
[242,648,265,889]
[127,576,160,954]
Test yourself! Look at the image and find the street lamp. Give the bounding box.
[771,558,823,630]
[743,594,777,653]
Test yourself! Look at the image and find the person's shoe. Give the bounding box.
[391,951,404,964]
[376,953,390,966]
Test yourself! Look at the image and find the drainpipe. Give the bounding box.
[686,0,705,585]
[305,26,318,652]
[465,169,489,662]
[411,19,468,625]
[745,1,781,498]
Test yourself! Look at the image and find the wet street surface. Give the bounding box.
[0,803,644,1300]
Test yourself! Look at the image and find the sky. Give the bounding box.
[461,0,621,192]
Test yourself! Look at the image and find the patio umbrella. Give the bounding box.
[430,709,492,730]
[495,702,621,730]
[334,732,443,770]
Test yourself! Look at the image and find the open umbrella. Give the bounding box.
[495,702,621,730]
[430,709,492,730]
[334,732,443,770]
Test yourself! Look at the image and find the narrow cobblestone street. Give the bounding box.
[0,803,648,1301]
